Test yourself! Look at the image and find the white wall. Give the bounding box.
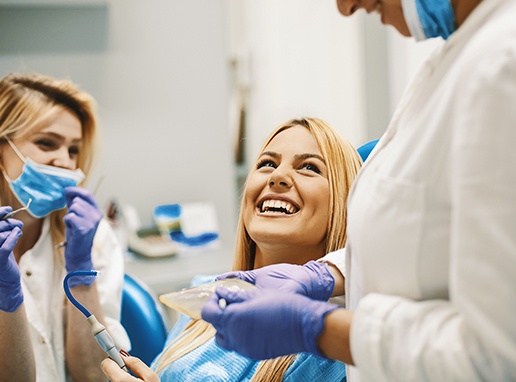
[226,0,368,171]
[226,1,442,176]
[0,0,237,246]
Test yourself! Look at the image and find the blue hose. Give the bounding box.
[63,270,99,317]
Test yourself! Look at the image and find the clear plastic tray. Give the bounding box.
[159,278,257,319]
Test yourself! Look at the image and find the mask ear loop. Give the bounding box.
[1,136,17,182]
[1,136,31,212]
[4,136,28,165]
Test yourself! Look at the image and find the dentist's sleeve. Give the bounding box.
[318,248,346,278]
[319,248,346,306]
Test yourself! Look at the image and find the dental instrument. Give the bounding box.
[63,270,128,372]
[0,198,32,220]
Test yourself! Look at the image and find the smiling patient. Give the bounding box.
[101,117,362,382]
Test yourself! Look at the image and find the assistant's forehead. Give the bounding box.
[30,109,83,140]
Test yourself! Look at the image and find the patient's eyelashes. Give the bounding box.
[299,162,321,174]
[256,158,277,169]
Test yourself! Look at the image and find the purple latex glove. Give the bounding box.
[63,187,102,287]
[216,260,335,301]
[0,206,24,312]
[201,286,339,360]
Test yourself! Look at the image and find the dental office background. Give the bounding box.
[0,0,440,292]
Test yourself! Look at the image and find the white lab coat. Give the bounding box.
[345,0,516,381]
[319,249,346,307]
[20,218,130,381]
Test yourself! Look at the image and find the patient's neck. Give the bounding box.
[253,242,325,269]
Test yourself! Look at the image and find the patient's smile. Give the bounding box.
[259,199,298,215]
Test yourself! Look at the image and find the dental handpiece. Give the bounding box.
[63,270,128,372]
[87,315,128,372]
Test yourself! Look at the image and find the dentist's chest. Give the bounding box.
[346,90,456,303]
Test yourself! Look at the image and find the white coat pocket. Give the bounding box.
[350,174,426,300]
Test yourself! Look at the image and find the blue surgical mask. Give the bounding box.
[2,137,85,218]
[401,0,456,41]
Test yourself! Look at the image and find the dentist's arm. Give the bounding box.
[0,208,36,382]
[62,188,108,381]
[317,307,354,363]
[0,307,36,382]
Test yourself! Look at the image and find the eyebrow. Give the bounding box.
[33,131,83,144]
[295,153,326,164]
[260,151,326,164]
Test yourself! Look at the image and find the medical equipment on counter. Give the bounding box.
[159,278,257,320]
[154,202,219,248]
[122,205,178,258]
[0,198,32,220]
[63,270,128,372]
[129,225,178,258]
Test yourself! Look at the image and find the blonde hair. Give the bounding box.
[0,72,99,262]
[154,117,362,380]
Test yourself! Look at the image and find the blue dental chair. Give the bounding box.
[121,274,169,366]
[357,139,379,162]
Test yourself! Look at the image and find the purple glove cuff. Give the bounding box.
[65,258,95,288]
[65,274,95,288]
[302,300,340,358]
[304,261,335,301]
[0,281,23,312]
[65,257,93,273]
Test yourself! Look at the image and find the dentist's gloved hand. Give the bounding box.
[63,187,103,287]
[216,261,335,301]
[201,287,339,360]
[0,206,24,312]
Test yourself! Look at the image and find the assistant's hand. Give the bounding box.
[63,187,102,287]
[201,287,339,360]
[0,206,24,312]
[216,260,335,301]
[101,352,160,382]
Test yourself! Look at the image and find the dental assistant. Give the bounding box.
[201,0,516,381]
[0,73,129,382]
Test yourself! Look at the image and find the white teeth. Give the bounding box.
[260,199,297,214]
